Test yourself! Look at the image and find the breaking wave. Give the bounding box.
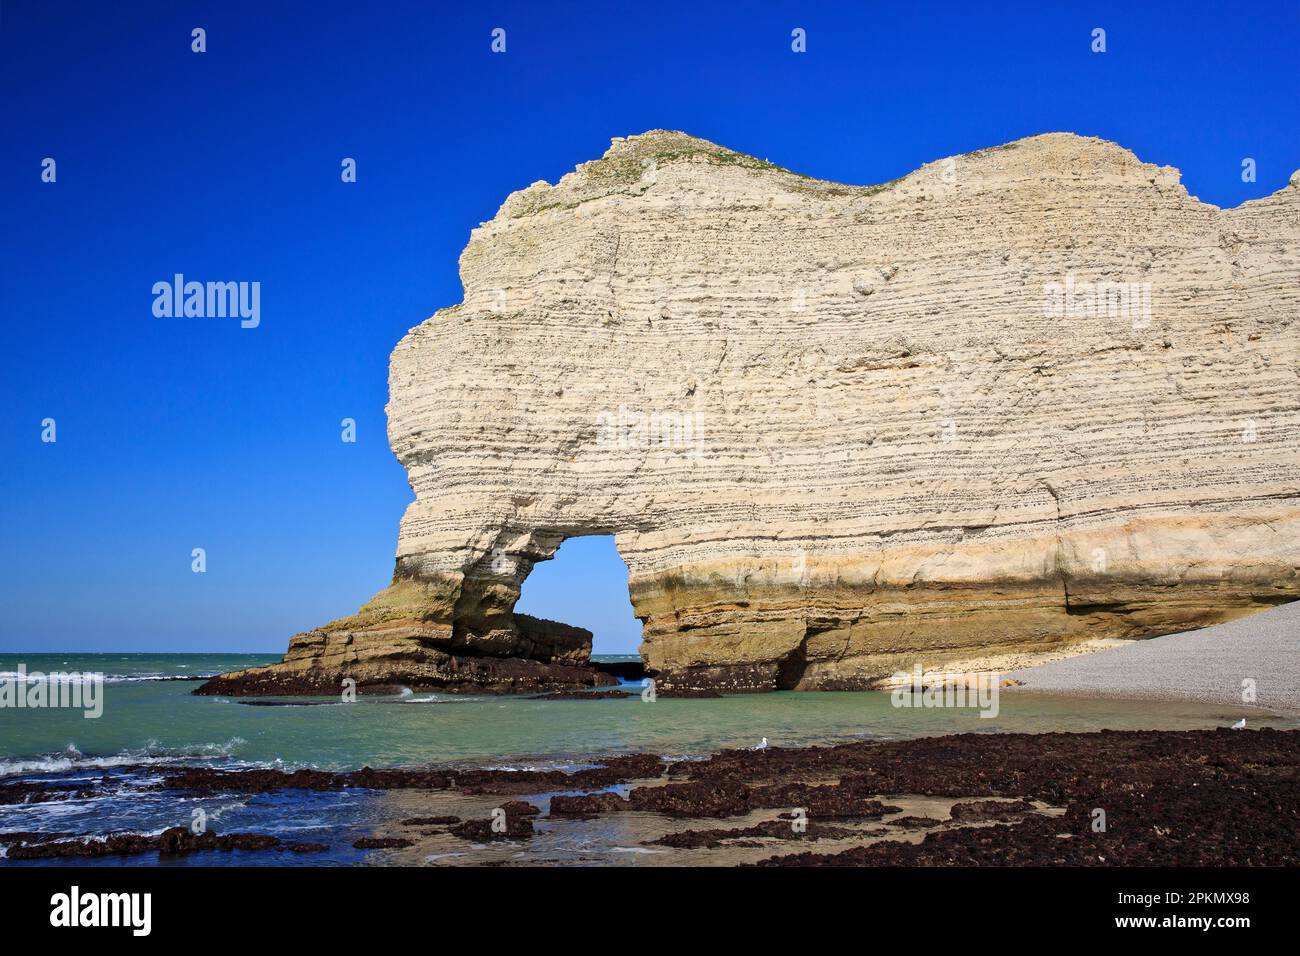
[0,738,253,778]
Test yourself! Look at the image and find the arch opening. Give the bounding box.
[513,534,643,658]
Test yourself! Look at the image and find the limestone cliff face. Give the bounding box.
[209,130,1300,696]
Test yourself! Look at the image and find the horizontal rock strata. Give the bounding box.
[206,129,1300,696]
[197,580,613,695]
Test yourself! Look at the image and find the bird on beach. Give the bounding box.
[1231,718,1246,730]
[754,737,769,750]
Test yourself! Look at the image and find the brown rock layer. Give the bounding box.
[196,576,615,695]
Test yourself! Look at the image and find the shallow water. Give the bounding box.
[1,653,1291,866]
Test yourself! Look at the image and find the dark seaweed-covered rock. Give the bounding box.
[0,782,95,805]
[400,816,461,826]
[449,814,536,841]
[886,816,944,829]
[6,827,281,860]
[498,800,540,817]
[624,777,899,820]
[548,792,630,816]
[744,731,1300,866]
[627,780,754,818]
[648,819,858,848]
[948,799,1037,822]
[656,687,723,699]
[0,831,76,845]
[157,753,663,799]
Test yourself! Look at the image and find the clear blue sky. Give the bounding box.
[2,1,1297,653]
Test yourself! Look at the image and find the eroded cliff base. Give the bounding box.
[196,580,616,697]
[639,586,1296,695]
[193,653,616,698]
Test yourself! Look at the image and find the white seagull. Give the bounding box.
[1231,718,1246,730]
[754,737,769,750]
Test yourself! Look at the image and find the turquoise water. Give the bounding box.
[1,653,1291,866]
[1,652,1288,774]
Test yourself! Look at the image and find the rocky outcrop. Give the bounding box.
[197,579,613,695]
[205,129,1300,697]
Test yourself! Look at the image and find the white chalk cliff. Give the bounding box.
[206,130,1300,696]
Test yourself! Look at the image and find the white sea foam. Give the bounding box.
[0,671,212,684]
[203,799,250,824]
[0,738,249,777]
[0,794,116,818]
[481,760,590,773]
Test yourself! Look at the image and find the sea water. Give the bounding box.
[1,653,1291,866]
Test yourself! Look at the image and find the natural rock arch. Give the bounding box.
[202,130,1300,697]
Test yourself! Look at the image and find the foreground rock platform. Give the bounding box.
[203,129,1300,697]
[8,730,1293,865]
